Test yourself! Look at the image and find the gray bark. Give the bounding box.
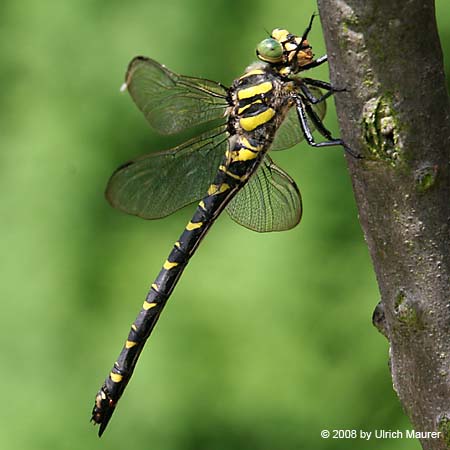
[316,1,450,449]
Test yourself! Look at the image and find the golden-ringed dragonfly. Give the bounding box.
[92,14,356,436]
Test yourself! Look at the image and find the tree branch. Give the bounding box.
[316,1,450,449]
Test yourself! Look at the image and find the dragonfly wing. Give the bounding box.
[270,86,326,151]
[106,126,228,219]
[226,155,302,232]
[123,57,229,135]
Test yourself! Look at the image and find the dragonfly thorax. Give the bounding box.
[229,64,294,161]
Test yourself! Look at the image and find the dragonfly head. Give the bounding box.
[256,28,314,75]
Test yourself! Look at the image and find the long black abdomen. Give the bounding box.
[91,165,246,435]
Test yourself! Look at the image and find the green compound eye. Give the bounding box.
[256,38,283,63]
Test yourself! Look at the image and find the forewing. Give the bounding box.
[226,155,302,232]
[106,127,228,219]
[123,57,229,135]
[271,86,326,151]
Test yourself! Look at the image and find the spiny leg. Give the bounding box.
[301,54,328,70]
[300,83,336,104]
[302,78,347,102]
[292,14,318,68]
[303,102,362,159]
[293,95,360,158]
[294,95,344,149]
[304,101,336,141]
[302,77,344,92]
[300,13,317,44]
[293,15,328,73]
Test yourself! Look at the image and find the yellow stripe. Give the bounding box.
[208,183,230,195]
[237,82,273,100]
[199,201,206,210]
[151,283,159,291]
[285,42,297,51]
[239,69,265,79]
[110,372,123,383]
[240,108,275,131]
[163,260,179,270]
[131,324,137,331]
[125,340,137,349]
[174,241,181,248]
[186,221,203,231]
[238,99,262,115]
[219,165,245,180]
[142,301,157,310]
[231,148,258,162]
[241,136,261,151]
[219,183,231,193]
[272,28,289,42]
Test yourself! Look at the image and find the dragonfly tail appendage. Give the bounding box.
[92,386,116,437]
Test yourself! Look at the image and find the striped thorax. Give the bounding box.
[225,63,294,176]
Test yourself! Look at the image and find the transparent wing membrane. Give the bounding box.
[124,57,229,135]
[270,86,326,151]
[106,127,228,219]
[226,156,302,232]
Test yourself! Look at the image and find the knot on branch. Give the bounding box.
[393,290,423,330]
[362,95,402,167]
[372,300,389,339]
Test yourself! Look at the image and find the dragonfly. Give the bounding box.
[92,14,356,436]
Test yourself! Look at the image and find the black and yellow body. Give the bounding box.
[92,15,354,436]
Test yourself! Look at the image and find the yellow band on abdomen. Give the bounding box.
[237,82,273,100]
[240,108,275,131]
[110,372,123,383]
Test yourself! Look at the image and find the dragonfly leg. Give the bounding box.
[300,54,328,70]
[304,101,362,158]
[300,83,335,104]
[291,14,321,71]
[300,12,317,43]
[294,95,361,158]
[304,100,338,141]
[302,77,347,96]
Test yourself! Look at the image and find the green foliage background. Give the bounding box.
[1,1,449,449]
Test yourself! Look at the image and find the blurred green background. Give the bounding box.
[1,1,449,449]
